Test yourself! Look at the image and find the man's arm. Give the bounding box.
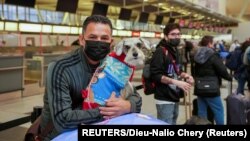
[150,48,165,83]
[46,62,103,133]
[150,48,192,93]
[99,87,142,119]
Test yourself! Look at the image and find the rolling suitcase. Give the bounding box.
[226,93,250,124]
[247,110,250,125]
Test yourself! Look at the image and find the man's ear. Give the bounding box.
[110,38,114,50]
[79,35,85,46]
[164,35,169,41]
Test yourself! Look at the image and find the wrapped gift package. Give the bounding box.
[82,56,133,109]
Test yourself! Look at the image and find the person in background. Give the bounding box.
[0,40,6,47]
[193,35,232,125]
[229,40,240,52]
[40,15,142,140]
[60,40,65,46]
[150,23,194,125]
[241,40,250,94]
[177,39,187,72]
[184,39,194,64]
[233,41,250,95]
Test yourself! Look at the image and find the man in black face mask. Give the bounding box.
[150,23,194,125]
[39,15,142,140]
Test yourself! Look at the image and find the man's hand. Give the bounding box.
[180,72,194,85]
[99,92,131,119]
[173,79,192,93]
[186,75,194,85]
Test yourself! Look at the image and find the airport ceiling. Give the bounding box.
[5,0,250,26]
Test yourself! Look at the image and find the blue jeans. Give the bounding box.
[236,69,248,95]
[197,96,224,125]
[156,103,179,125]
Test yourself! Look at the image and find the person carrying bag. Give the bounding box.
[193,36,232,125]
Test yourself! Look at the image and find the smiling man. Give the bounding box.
[39,15,142,140]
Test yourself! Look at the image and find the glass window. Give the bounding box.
[7,5,17,21]
[80,15,87,25]
[124,20,132,30]
[75,14,81,26]
[3,5,8,20]
[39,10,46,22]
[46,10,53,23]
[25,7,30,21]
[54,11,64,24]
[0,4,2,19]
[18,6,25,21]
[29,8,38,22]
[69,13,76,25]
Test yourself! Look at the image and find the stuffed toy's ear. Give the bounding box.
[139,38,151,49]
[114,40,124,56]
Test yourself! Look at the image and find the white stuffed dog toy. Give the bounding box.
[111,37,151,98]
[113,37,151,68]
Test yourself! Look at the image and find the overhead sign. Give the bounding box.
[132,31,140,37]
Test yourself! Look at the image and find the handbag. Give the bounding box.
[24,116,53,141]
[195,76,219,94]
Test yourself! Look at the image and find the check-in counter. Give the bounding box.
[0,55,24,95]
[33,53,64,86]
[23,53,64,96]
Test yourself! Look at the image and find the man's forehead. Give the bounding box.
[169,29,181,33]
[85,23,112,34]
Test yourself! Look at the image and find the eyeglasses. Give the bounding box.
[168,33,182,37]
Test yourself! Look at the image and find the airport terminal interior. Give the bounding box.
[0,0,250,140]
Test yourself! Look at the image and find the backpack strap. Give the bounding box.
[162,47,181,75]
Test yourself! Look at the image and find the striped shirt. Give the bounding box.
[40,48,142,140]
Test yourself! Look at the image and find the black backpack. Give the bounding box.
[142,64,155,95]
[142,48,167,95]
[225,47,242,71]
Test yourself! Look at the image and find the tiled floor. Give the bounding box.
[0,67,244,141]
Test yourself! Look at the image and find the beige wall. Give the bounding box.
[186,0,226,15]
[232,21,250,43]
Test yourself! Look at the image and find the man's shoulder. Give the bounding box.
[49,49,82,69]
[155,46,165,53]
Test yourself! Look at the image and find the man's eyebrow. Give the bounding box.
[100,35,110,38]
[87,34,97,37]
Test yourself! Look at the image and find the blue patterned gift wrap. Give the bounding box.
[91,56,133,105]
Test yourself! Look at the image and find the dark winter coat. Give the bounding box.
[194,47,232,97]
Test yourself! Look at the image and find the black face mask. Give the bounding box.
[84,40,111,61]
[169,38,181,47]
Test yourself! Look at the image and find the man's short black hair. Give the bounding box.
[82,15,113,34]
[163,23,180,35]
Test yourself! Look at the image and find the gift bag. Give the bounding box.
[82,56,133,109]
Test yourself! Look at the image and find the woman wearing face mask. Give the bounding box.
[150,23,194,124]
[39,15,142,140]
